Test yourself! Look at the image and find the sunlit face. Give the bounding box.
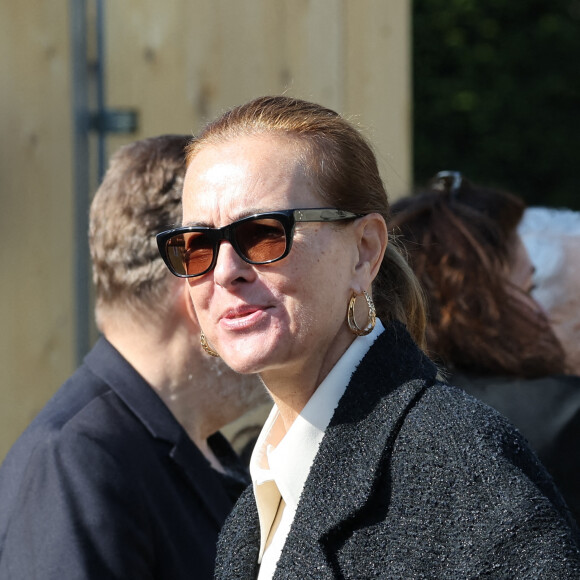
[182,134,362,387]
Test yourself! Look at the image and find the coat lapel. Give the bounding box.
[215,487,262,579]
[275,322,437,577]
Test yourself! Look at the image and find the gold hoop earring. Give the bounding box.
[347,291,376,336]
[200,330,220,357]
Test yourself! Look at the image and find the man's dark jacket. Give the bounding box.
[0,338,248,579]
[215,322,580,579]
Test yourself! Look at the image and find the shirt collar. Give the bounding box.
[250,319,385,525]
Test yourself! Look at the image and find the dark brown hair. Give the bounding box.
[186,96,426,347]
[388,175,566,378]
[89,134,191,324]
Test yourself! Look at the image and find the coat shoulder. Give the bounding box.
[396,380,555,491]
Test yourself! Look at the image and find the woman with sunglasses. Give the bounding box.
[158,96,580,578]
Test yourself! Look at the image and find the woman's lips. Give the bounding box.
[218,305,269,330]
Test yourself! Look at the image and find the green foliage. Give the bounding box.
[413,0,580,209]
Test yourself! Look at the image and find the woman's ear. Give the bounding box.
[352,213,388,292]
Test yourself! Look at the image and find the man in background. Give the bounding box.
[0,135,266,578]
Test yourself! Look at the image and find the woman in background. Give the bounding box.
[390,171,580,522]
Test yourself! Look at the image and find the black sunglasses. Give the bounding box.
[157,208,361,278]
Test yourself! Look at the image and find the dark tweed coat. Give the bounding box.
[452,371,580,525]
[215,322,580,579]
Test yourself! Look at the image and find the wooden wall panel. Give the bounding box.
[344,0,413,198]
[105,1,412,199]
[278,0,345,108]
[0,0,74,459]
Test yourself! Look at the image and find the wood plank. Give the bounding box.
[0,0,75,459]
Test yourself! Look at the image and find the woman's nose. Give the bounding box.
[213,241,256,287]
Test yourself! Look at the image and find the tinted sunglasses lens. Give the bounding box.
[182,232,215,276]
[164,234,187,275]
[165,232,214,277]
[235,217,288,263]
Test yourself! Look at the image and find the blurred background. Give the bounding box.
[1,0,578,460]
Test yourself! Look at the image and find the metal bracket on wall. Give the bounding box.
[71,0,140,366]
[90,109,139,134]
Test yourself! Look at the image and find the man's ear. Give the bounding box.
[352,213,388,292]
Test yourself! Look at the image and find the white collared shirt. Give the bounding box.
[250,320,385,579]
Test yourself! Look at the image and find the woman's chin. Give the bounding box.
[217,337,277,376]
[220,353,269,376]
[213,323,285,371]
